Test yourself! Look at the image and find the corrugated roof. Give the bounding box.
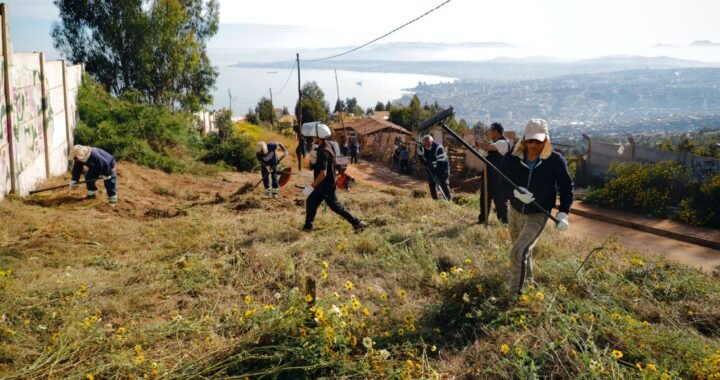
[332,116,410,136]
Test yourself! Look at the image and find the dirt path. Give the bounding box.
[348,160,720,274]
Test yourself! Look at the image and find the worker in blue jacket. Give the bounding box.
[69,145,118,206]
[418,135,452,201]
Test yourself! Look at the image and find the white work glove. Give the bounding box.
[301,185,314,198]
[282,150,288,158]
[477,148,488,158]
[513,187,535,204]
[555,212,569,231]
[69,180,78,189]
[102,175,112,180]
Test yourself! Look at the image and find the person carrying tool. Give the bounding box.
[256,141,288,197]
[299,122,367,233]
[418,134,452,201]
[69,145,118,206]
[504,119,572,295]
[476,122,511,224]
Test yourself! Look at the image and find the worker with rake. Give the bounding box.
[69,145,118,206]
[256,141,288,198]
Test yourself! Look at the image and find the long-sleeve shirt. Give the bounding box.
[71,148,116,181]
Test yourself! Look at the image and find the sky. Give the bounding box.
[6,0,720,61]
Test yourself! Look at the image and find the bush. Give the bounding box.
[585,161,720,228]
[201,133,258,172]
[74,76,202,173]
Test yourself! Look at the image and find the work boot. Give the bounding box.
[108,195,118,206]
[264,188,272,197]
[353,221,368,233]
[86,190,97,199]
[302,225,313,232]
[270,188,279,198]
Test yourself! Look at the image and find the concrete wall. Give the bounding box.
[0,5,83,199]
[581,135,720,184]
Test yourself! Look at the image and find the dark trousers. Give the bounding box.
[428,174,451,201]
[304,189,360,229]
[400,159,409,174]
[350,151,359,164]
[86,170,117,197]
[261,164,280,189]
[479,176,509,224]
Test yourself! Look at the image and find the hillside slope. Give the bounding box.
[0,163,718,379]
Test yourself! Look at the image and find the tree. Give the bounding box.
[374,101,386,112]
[408,94,422,131]
[282,106,290,116]
[255,97,275,124]
[334,99,346,113]
[245,107,259,125]
[52,0,219,111]
[386,101,393,111]
[295,81,329,123]
[215,108,232,142]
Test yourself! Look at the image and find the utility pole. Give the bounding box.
[228,89,232,114]
[296,53,303,171]
[269,87,275,130]
[334,69,348,146]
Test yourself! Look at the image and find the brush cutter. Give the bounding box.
[248,155,291,192]
[417,107,559,224]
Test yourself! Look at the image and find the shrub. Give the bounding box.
[585,161,720,228]
[74,76,202,173]
[201,133,258,172]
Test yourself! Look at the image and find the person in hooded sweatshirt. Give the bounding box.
[69,145,118,206]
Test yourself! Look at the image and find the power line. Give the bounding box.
[273,63,297,95]
[303,0,453,62]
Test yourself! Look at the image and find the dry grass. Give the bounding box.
[0,161,719,379]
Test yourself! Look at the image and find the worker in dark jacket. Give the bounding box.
[69,145,118,206]
[504,119,572,295]
[256,141,288,197]
[418,135,451,201]
[299,122,367,232]
[476,122,511,224]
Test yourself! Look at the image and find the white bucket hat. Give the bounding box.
[256,141,268,154]
[301,122,332,139]
[70,145,92,163]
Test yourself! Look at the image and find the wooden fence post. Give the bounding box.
[0,3,16,193]
[61,60,71,162]
[39,52,50,179]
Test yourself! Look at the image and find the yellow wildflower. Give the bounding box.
[304,294,313,303]
[379,293,388,302]
[322,260,329,268]
[612,350,623,359]
[439,272,448,280]
[535,291,545,299]
[244,295,252,304]
[320,270,328,280]
[398,289,407,298]
[362,308,370,316]
[464,259,472,265]
[86,374,95,380]
[344,281,354,291]
[646,363,657,372]
[462,293,471,303]
[500,344,510,354]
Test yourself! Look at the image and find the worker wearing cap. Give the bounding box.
[418,134,452,201]
[256,141,288,197]
[504,119,573,295]
[476,122,511,224]
[299,122,367,232]
[69,145,118,206]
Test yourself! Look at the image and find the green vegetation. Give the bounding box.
[389,95,468,133]
[52,0,219,111]
[74,76,208,173]
[584,161,720,228]
[1,167,718,378]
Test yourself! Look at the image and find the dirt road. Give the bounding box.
[349,160,720,274]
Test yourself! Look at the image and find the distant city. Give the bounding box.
[405,68,720,141]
